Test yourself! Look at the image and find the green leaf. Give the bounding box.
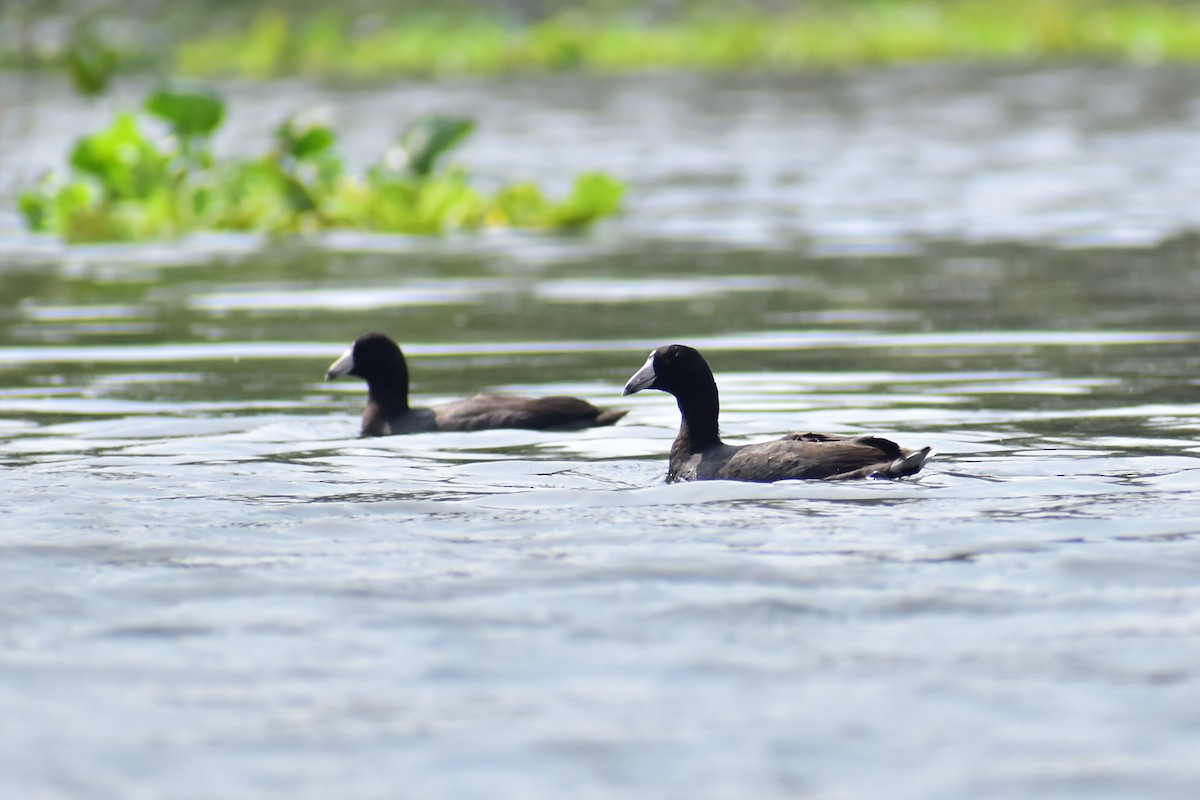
[492,172,625,230]
[191,185,212,219]
[69,113,170,200]
[492,182,547,227]
[18,192,49,231]
[288,127,336,160]
[547,172,625,228]
[146,85,225,139]
[64,32,118,97]
[396,115,475,178]
[280,172,318,214]
[293,127,336,159]
[413,177,485,232]
[275,114,338,160]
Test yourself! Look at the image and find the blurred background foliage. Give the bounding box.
[6,0,1200,81]
[18,90,626,241]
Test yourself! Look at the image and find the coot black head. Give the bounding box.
[623,344,716,399]
[326,331,412,415]
[326,332,408,383]
[624,344,721,447]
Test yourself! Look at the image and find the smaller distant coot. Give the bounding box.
[326,332,628,436]
[623,344,931,483]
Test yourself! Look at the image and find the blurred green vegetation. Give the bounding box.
[19,86,625,242]
[7,1,1200,79]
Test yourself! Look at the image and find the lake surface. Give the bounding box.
[3,65,1200,799]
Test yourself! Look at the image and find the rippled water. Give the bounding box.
[4,66,1200,799]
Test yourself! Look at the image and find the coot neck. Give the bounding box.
[366,355,411,414]
[673,378,721,452]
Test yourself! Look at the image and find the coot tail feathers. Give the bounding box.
[593,408,629,427]
[883,445,932,478]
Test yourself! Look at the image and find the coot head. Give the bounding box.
[325,332,409,387]
[623,344,715,398]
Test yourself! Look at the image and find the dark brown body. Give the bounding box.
[362,393,627,437]
[667,430,929,483]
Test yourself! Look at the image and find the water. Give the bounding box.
[4,65,1200,798]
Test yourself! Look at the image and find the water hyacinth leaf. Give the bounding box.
[492,182,547,227]
[551,172,626,228]
[191,185,212,218]
[65,31,118,97]
[280,173,318,214]
[277,115,337,160]
[413,177,486,232]
[491,173,625,229]
[398,115,475,178]
[293,127,336,159]
[51,181,105,242]
[314,152,343,188]
[209,161,286,231]
[69,113,170,199]
[146,85,225,139]
[18,192,49,232]
[363,179,420,231]
[69,113,139,178]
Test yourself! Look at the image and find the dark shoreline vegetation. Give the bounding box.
[18,87,625,243]
[6,1,1200,80]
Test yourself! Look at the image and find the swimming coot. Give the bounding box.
[327,332,628,436]
[623,344,931,482]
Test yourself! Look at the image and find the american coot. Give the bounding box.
[326,332,628,436]
[623,344,931,483]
